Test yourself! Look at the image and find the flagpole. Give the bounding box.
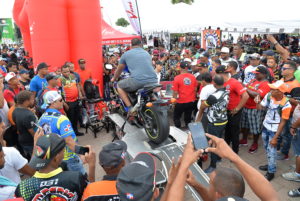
[134,0,143,39]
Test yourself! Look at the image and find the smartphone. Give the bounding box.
[78,146,90,155]
[188,122,209,150]
[31,121,42,131]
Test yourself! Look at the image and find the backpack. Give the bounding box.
[265,93,289,117]
[84,79,101,100]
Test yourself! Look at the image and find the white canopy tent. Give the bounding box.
[135,0,300,33]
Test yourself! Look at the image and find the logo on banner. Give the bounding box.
[126,2,138,19]
[204,30,218,49]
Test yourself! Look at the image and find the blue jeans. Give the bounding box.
[262,127,277,173]
[279,118,292,155]
[65,155,86,175]
[292,129,300,156]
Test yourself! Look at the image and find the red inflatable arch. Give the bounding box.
[13,0,103,92]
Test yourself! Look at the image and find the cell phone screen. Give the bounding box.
[188,122,209,150]
[78,147,89,155]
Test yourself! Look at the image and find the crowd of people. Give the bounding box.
[0,33,300,200]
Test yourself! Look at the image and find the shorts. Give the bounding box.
[118,78,145,92]
[65,155,86,176]
[240,108,264,135]
[292,129,300,156]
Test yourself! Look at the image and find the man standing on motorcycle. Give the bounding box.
[111,38,158,114]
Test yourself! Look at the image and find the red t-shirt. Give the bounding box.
[224,78,246,110]
[76,68,92,85]
[3,88,21,103]
[172,73,197,103]
[245,79,270,109]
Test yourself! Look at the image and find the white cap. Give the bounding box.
[191,60,197,66]
[5,72,17,82]
[184,58,192,63]
[43,91,62,105]
[249,53,261,59]
[221,47,230,53]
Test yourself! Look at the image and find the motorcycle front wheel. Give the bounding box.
[142,106,169,144]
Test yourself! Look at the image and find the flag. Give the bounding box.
[121,0,141,35]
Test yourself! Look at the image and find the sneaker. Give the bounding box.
[282,172,300,182]
[265,172,275,181]
[239,139,248,146]
[288,188,300,197]
[204,166,216,174]
[249,143,258,153]
[277,153,289,160]
[259,165,268,171]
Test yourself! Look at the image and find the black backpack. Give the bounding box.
[84,79,100,99]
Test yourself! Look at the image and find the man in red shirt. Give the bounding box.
[172,61,197,128]
[76,59,92,86]
[240,66,270,153]
[4,72,23,107]
[216,65,249,154]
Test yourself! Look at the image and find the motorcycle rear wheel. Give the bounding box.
[143,107,169,144]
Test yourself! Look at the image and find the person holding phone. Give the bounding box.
[15,134,96,201]
[196,75,229,173]
[38,91,88,175]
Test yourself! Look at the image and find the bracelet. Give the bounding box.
[273,42,279,46]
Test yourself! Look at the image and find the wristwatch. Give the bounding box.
[273,42,279,46]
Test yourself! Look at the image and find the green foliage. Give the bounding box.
[171,0,194,5]
[115,18,130,27]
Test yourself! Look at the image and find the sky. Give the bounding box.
[1,0,300,33]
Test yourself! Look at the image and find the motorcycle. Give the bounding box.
[107,64,170,144]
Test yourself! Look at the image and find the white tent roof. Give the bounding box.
[135,0,300,33]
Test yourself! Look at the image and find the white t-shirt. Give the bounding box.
[243,65,258,85]
[0,147,28,184]
[0,100,9,127]
[0,186,16,200]
[196,84,216,117]
[156,72,161,83]
[261,94,292,132]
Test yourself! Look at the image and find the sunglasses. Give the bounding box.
[281,67,292,71]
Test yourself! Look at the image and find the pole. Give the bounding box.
[134,0,143,39]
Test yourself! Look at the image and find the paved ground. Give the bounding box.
[77,125,299,201]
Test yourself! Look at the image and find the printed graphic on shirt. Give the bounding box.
[32,185,78,201]
[183,77,191,85]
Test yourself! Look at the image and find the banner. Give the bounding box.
[0,18,15,44]
[122,0,141,35]
[201,29,221,49]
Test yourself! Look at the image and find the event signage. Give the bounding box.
[201,29,221,49]
[122,0,141,35]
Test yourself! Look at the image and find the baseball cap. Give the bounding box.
[268,80,286,93]
[263,50,275,56]
[41,91,62,109]
[5,72,17,82]
[117,152,156,201]
[216,196,248,201]
[199,52,210,58]
[152,50,159,56]
[180,61,190,69]
[289,56,300,64]
[29,134,66,170]
[45,73,60,82]
[184,58,192,63]
[253,66,268,75]
[19,69,29,74]
[191,60,197,66]
[216,65,229,74]
[155,60,163,66]
[99,140,127,167]
[37,62,50,71]
[221,47,230,54]
[197,62,208,68]
[249,53,260,60]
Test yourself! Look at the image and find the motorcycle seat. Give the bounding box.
[139,84,162,93]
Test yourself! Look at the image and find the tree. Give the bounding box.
[115,18,130,27]
[171,0,194,4]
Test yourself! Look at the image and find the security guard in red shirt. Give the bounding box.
[172,61,198,128]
